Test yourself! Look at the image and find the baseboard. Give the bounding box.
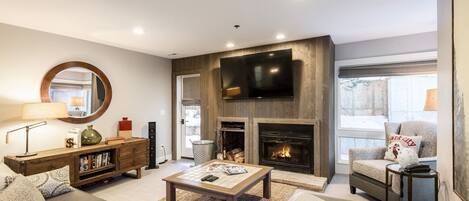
[157,154,172,163]
[335,163,350,174]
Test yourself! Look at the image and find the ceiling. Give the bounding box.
[0,0,437,59]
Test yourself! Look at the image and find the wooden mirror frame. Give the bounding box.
[40,61,112,124]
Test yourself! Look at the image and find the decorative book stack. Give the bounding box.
[79,151,112,172]
[118,117,132,139]
[105,136,126,145]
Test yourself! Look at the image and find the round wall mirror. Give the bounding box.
[41,61,112,124]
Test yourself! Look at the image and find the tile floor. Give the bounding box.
[83,159,376,201]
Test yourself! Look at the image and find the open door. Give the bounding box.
[176,74,201,158]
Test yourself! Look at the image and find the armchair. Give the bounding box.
[348,121,437,201]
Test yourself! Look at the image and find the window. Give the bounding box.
[336,60,438,163]
[339,74,438,130]
[338,137,386,161]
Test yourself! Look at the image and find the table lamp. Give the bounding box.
[70,96,84,111]
[6,102,68,157]
[424,89,438,111]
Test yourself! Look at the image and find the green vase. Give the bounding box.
[81,125,102,146]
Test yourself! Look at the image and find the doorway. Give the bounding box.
[176,74,201,158]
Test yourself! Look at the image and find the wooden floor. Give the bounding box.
[83,159,375,201]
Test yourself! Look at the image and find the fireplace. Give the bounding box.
[259,123,313,174]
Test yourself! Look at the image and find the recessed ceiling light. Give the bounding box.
[132,27,145,35]
[226,42,235,48]
[270,68,279,74]
[276,33,286,40]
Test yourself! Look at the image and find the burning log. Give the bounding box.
[271,144,292,160]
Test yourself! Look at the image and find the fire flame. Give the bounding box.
[271,144,292,159]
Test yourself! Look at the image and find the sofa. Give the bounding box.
[0,162,104,201]
[349,121,437,201]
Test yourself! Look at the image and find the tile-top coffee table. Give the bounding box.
[163,160,273,201]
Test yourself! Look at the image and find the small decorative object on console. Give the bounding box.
[384,134,422,161]
[105,136,126,145]
[118,117,132,139]
[397,147,419,168]
[67,128,81,148]
[65,138,75,148]
[81,125,102,146]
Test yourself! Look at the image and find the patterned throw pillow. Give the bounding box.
[0,174,16,192]
[0,175,45,201]
[0,163,16,191]
[26,166,72,198]
[384,134,422,161]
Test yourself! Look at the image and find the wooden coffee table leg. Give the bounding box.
[166,182,175,201]
[263,172,271,199]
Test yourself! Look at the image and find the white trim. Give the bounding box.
[334,51,437,174]
[176,73,201,159]
[157,154,172,163]
[181,73,200,78]
[176,75,183,160]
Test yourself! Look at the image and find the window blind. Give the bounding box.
[338,60,437,78]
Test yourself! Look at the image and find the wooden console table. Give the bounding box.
[4,137,149,187]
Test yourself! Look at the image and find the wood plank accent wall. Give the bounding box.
[172,36,335,180]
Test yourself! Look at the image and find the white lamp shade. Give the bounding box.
[22,102,69,120]
[70,96,84,107]
[424,89,438,111]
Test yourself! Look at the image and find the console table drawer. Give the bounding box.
[119,142,147,159]
[119,153,148,170]
[25,156,74,176]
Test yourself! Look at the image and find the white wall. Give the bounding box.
[437,0,462,200]
[336,32,437,61]
[0,23,172,161]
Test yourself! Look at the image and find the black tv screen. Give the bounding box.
[220,49,293,99]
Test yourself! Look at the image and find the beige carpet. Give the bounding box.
[271,170,327,192]
[158,182,297,201]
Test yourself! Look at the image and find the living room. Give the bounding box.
[0,1,466,201]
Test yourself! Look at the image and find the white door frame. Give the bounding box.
[176,73,201,159]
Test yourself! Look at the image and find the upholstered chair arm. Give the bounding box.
[348,146,387,173]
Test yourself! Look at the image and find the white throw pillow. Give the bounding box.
[397,148,419,167]
[384,134,422,161]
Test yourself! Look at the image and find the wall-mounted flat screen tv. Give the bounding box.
[220,49,293,99]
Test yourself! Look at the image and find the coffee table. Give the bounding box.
[163,160,273,201]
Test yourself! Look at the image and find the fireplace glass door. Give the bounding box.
[260,136,312,172]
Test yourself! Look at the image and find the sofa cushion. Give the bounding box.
[0,175,45,201]
[46,188,105,201]
[352,159,394,183]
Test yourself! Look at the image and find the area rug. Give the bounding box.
[158,182,297,201]
[271,170,327,192]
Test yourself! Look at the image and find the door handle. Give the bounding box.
[181,119,185,125]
